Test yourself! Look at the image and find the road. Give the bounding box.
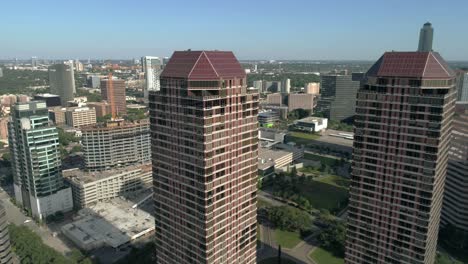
[0,186,73,255]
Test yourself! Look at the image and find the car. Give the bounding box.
[23,219,32,224]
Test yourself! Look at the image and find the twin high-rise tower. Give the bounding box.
[149,51,259,263]
[346,23,456,264]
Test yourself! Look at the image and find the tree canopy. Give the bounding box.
[267,206,311,232]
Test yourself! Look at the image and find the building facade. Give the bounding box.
[48,107,66,125]
[81,120,150,171]
[141,56,163,100]
[65,107,97,128]
[100,78,127,116]
[346,52,456,264]
[266,93,282,105]
[87,102,111,118]
[49,64,76,106]
[305,82,320,94]
[456,71,468,102]
[441,102,468,231]
[8,101,73,219]
[317,74,361,122]
[0,202,12,264]
[149,50,258,263]
[418,22,433,52]
[288,93,316,112]
[64,163,152,209]
[33,94,61,107]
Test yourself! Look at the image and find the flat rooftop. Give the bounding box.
[296,116,327,123]
[258,147,292,170]
[61,198,155,250]
[63,163,151,184]
[314,129,354,147]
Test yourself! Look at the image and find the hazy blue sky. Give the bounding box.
[1,0,467,60]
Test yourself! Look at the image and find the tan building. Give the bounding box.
[65,107,96,128]
[288,93,316,111]
[305,82,320,94]
[267,93,283,105]
[63,163,152,209]
[87,102,111,118]
[101,79,127,116]
[48,107,67,125]
[0,118,8,142]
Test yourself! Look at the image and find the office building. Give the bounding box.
[149,50,258,263]
[8,101,73,220]
[87,75,102,89]
[441,102,468,231]
[34,93,61,107]
[258,110,280,127]
[100,78,127,116]
[141,56,163,100]
[74,60,84,72]
[262,105,289,119]
[31,56,38,67]
[0,118,8,142]
[346,51,456,264]
[49,63,76,106]
[0,68,3,78]
[48,107,67,125]
[288,93,315,112]
[64,163,152,209]
[65,107,97,128]
[282,79,291,93]
[456,71,468,102]
[266,93,283,105]
[418,22,433,52]
[87,102,111,118]
[81,120,150,171]
[317,74,361,122]
[305,82,320,94]
[0,202,12,264]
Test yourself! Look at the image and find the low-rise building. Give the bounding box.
[261,105,289,119]
[49,107,67,125]
[63,163,152,209]
[87,102,111,118]
[266,93,283,105]
[293,117,328,132]
[258,144,304,178]
[258,110,279,127]
[288,93,316,112]
[34,93,61,107]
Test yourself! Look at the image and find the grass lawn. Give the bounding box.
[274,229,302,249]
[258,257,297,264]
[309,247,344,264]
[438,243,468,264]
[303,153,338,166]
[257,198,273,208]
[298,175,348,211]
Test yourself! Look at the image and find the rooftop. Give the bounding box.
[258,147,293,170]
[61,198,154,249]
[34,93,60,98]
[161,50,245,80]
[367,51,454,79]
[296,116,328,123]
[63,163,151,184]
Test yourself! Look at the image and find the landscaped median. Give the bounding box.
[309,247,344,264]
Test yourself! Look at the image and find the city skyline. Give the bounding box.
[1,0,468,60]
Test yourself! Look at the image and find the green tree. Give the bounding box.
[267,206,311,232]
[318,221,346,257]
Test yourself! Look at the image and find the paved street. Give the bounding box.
[0,186,73,255]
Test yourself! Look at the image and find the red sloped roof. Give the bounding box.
[367,51,454,78]
[161,50,245,80]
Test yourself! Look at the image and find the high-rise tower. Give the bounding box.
[48,63,76,106]
[141,56,163,101]
[149,50,259,263]
[100,78,127,116]
[418,22,434,52]
[0,202,12,264]
[346,51,456,264]
[8,101,73,219]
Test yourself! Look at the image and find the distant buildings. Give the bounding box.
[346,51,456,264]
[87,75,102,89]
[34,93,61,107]
[0,202,12,264]
[265,81,281,93]
[150,50,258,263]
[418,22,434,52]
[456,71,468,101]
[442,102,468,232]
[141,56,163,100]
[282,78,291,93]
[8,101,73,220]
[31,56,38,68]
[0,68,3,78]
[48,107,67,125]
[49,63,76,106]
[288,93,316,112]
[317,74,361,122]
[253,80,263,93]
[74,60,84,72]
[100,78,126,116]
[64,107,97,128]
[81,120,150,171]
[0,118,8,142]
[305,82,320,94]
[86,102,111,118]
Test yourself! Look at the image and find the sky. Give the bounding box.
[1,0,467,61]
